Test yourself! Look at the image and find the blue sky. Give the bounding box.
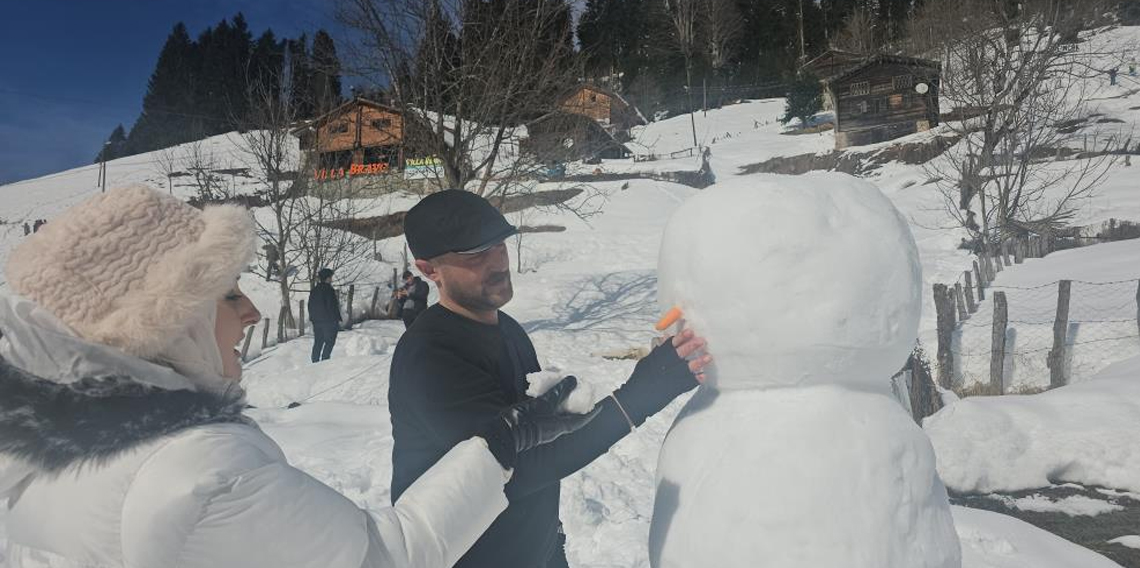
[0,0,334,184]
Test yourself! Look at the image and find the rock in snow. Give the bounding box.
[649,174,961,568]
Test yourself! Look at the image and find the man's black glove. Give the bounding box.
[608,340,699,429]
[478,376,601,470]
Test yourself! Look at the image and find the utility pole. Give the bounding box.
[798,0,806,61]
[98,140,110,192]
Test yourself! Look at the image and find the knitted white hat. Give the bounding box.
[5,184,256,362]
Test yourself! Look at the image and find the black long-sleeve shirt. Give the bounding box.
[388,303,697,568]
[307,282,341,324]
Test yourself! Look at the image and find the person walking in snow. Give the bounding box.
[389,190,714,568]
[22,222,29,236]
[308,267,341,363]
[0,184,600,568]
[395,270,429,329]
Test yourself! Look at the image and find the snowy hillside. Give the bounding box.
[4,23,1140,568]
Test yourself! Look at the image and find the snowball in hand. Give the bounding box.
[656,172,922,390]
[526,368,597,414]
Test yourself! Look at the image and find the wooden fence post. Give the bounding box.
[974,260,986,301]
[954,282,968,320]
[1047,280,1072,389]
[298,300,306,336]
[983,253,995,281]
[964,271,978,313]
[277,305,287,343]
[240,325,255,362]
[934,284,956,389]
[344,284,355,330]
[907,353,942,423]
[370,286,381,320]
[261,317,271,350]
[990,291,1008,395]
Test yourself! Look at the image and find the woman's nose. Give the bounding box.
[242,298,262,326]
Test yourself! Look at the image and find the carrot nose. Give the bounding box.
[654,306,683,331]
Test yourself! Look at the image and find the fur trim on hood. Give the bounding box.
[0,357,250,474]
[0,294,250,480]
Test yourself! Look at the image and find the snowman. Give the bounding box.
[647,173,961,568]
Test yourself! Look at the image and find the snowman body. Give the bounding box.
[648,174,961,568]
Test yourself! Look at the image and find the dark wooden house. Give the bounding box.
[292,97,404,179]
[557,83,646,141]
[522,112,631,162]
[805,53,941,149]
[521,84,647,163]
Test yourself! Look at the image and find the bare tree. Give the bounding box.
[916,0,1128,246]
[181,139,226,201]
[337,0,585,201]
[832,8,877,54]
[663,0,701,147]
[703,0,743,75]
[238,71,387,328]
[151,145,183,195]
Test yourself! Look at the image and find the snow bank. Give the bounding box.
[1109,535,1140,549]
[953,506,1124,568]
[925,354,1140,494]
[988,494,1124,516]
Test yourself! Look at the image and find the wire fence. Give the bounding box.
[932,234,1140,396]
[951,279,1140,391]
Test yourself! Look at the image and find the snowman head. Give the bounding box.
[657,173,922,392]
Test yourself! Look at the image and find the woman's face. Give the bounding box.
[215,284,261,380]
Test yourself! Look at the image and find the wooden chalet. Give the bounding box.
[522,84,647,162]
[292,97,404,179]
[557,83,646,139]
[802,51,941,149]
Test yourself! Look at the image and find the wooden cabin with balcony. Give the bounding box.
[292,97,404,179]
[803,52,941,149]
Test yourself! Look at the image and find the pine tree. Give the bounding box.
[310,30,343,115]
[94,124,128,162]
[126,23,197,154]
[250,29,286,102]
[287,35,316,119]
[781,71,822,127]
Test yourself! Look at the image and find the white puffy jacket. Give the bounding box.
[0,295,509,568]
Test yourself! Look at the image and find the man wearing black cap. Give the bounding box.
[389,190,712,568]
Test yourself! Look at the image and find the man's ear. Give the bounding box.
[415,259,441,285]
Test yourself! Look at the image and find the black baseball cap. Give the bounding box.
[404,190,518,260]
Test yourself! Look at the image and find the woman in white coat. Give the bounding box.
[0,185,595,568]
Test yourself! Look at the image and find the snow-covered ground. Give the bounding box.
[926,352,1140,497]
[5,24,1140,567]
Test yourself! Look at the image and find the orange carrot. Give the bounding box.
[654,306,683,331]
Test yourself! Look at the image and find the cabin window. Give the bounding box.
[889,94,904,109]
[331,121,349,134]
[857,100,869,114]
[590,94,598,102]
[877,98,890,113]
[893,75,914,90]
[371,118,393,130]
[849,81,870,96]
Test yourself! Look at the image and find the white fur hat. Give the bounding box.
[5,184,256,361]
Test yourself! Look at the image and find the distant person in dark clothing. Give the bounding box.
[395,270,429,329]
[389,190,713,568]
[22,222,30,236]
[263,243,279,281]
[32,220,43,233]
[307,267,341,363]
